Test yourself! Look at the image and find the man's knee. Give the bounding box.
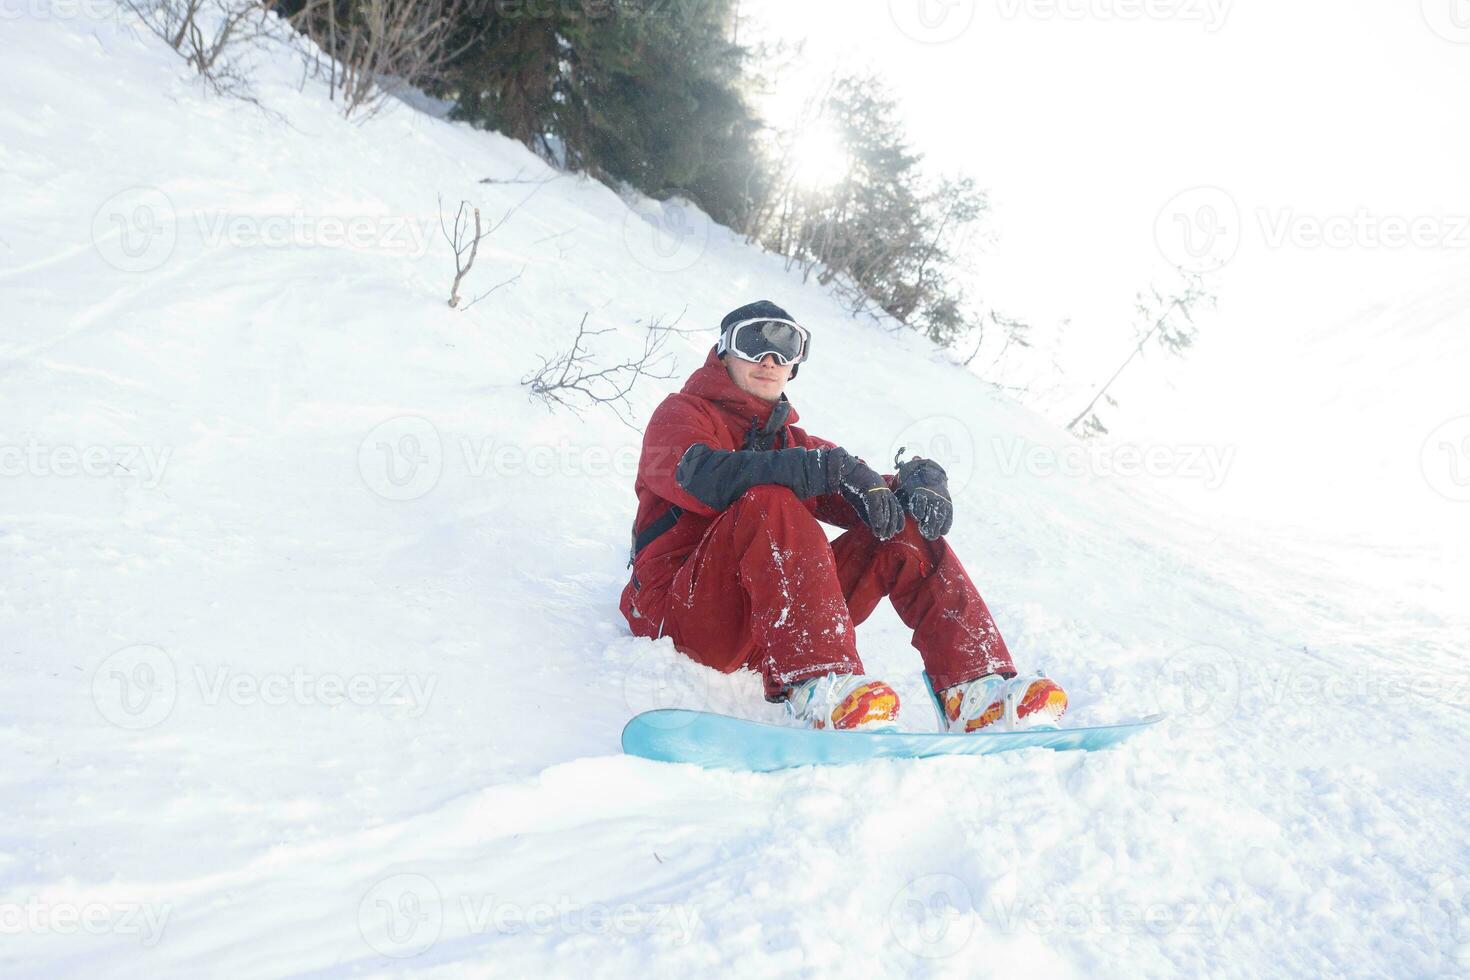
[730,484,824,533]
[866,513,944,561]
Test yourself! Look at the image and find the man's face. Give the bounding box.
[725,353,793,403]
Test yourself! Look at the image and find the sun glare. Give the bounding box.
[788,125,849,190]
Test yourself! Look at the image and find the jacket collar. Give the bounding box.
[682,344,801,430]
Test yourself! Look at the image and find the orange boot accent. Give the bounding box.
[1015,678,1068,726]
[831,681,901,730]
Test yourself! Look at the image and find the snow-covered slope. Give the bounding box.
[2,8,1467,978]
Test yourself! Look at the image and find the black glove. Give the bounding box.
[822,447,906,541]
[895,456,953,540]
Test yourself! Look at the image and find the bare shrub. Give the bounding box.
[523,313,687,429]
[124,0,283,98]
[289,0,475,120]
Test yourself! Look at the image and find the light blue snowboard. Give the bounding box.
[621,709,1165,772]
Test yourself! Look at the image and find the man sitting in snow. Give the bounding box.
[619,300,1067,732]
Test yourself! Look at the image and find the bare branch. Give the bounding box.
[522,313,683,430]
[439,197,483,309]
[438,184,546,310]
[478,168,564,187]
[1066,268,1216,435]
[460,264,527,311]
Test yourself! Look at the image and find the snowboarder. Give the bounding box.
[620,301,1067,733]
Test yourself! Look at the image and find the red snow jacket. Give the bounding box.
[619,344,890,638]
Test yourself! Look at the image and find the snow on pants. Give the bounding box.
[656,484,1015,699]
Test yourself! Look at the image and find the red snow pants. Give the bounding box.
[652,484,1015,699]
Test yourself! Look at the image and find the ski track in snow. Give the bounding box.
[2,9,1469,979]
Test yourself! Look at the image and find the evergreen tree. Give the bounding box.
[437,9,564,156]
[762,75,987,346]
[433,0,766,228]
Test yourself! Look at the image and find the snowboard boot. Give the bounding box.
[930,670,1068,733]
[785,672,901,732]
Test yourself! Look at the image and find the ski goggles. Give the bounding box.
[717,317,811,365]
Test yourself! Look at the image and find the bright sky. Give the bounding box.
[742,0,1470,543]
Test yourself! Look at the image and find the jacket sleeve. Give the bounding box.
[676,443,830,511]
[639,399,830,516]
